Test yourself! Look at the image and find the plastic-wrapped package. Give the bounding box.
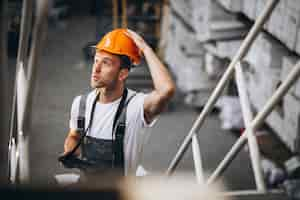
[216,96,244,130]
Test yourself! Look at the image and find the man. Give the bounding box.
[62,29,175,178]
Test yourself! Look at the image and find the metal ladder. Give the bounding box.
[166,0,296,199]
[8,0,48,184]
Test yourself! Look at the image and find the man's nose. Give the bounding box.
[93,62,102,72]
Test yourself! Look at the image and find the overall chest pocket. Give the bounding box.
[82,136,113,165]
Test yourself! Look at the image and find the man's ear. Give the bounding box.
[119,68,129,81]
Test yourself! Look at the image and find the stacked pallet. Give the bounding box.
[233,0,300,56]
[164,0,300,152]
[163,0,249,107]
[215,0,300,152]
[164,10,214,93]
[163,0,300,153]
[244,32,287,147]
[245,33,288,107]
[203,39,242,60]
[192,0,248,42]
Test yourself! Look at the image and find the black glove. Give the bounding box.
[58,153,95,169]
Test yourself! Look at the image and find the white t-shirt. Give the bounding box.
[69,89,155,175]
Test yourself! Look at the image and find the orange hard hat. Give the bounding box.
[96,28,141,65]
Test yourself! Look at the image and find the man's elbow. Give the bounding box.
[160,84,176,102]
[166,84,176,99]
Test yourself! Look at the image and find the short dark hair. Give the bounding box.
[119,55,132,70]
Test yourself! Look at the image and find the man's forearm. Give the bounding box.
[143,46,175,99]
[125,29,176,122]
[64,134,80,155]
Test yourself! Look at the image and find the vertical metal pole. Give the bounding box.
[17,0,48,183]
[235,62,266,191]
[121,0,127,28]
[166,0,280,176]
[9,0,33,184]
[0,0,9,184]
[112,0,119,29]
[9,138,17,183]
[23,0,48,128]
[154,3,161,40]
[17,65,29,183]
[17,0,33,68]
[158,1,169,58]
[8,102,18,184]
[192,134,204,184]
[207,61,300,184]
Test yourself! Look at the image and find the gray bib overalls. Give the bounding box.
[59,89,136,180]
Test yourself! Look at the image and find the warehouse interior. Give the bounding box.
[0,0,300,199]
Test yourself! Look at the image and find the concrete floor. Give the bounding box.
[12,15,256,190]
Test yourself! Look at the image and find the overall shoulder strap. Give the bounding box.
[112,88,128,131]
[113,90,137,170]
[112,89,137,135]
[66,91,99,157]
[77,91,100,134]
[118,92,137,126]
[77,93,88,134]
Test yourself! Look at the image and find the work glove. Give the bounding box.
[58,153,94,169]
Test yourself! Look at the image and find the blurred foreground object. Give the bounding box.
[54,173,228,200]
[122,175,228,200]
[1,173,289,199]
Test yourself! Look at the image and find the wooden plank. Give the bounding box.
[191,0,247,42]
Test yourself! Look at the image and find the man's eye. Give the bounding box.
[103,60,111,65]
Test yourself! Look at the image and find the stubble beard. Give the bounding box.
[90,77,119,91]
[91,78,104,89]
